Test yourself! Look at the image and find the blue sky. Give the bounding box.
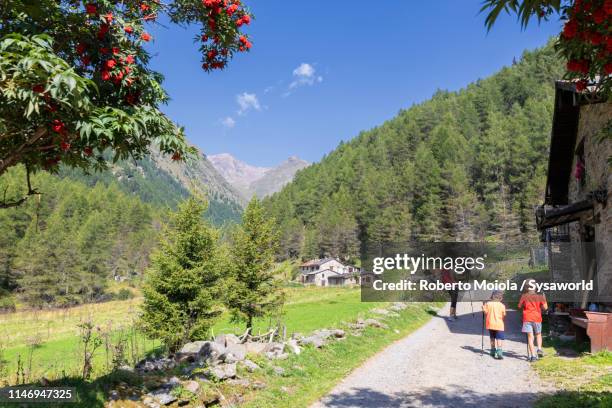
[149,1,561,167]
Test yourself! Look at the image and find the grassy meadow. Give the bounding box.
[0,286,388,386]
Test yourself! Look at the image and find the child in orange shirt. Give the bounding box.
[482,290,506,359]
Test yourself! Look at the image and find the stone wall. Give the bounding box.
[567,101,612,303]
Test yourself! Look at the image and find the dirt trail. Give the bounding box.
[311,302,555,408]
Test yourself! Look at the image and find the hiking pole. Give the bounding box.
[481,302,485,356]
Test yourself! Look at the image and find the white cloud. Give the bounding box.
[236,92,261,115]
[221,116,235,128]
[287,63,323,94]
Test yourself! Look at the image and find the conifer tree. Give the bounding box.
[140,197,224,350]
[227,197,283,330]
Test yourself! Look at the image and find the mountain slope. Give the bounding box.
[249,156,309,198]
[60,146,244,225]
[208,153,270,196]
[209,153,309,199]
[264,40,564,260]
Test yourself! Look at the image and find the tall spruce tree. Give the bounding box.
[227,197,283,330]
[140,197,224,351]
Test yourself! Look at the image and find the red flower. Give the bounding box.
[60,141,71,152]
[590,32,603,45]
[76,43,87,55]
[227,4,238,15]
[201,34,209,41]
[141,32,151,41]
[605,63,612,75]
[32,84,45,93]
[101,70,111,81]
[112,47,120,55]
[84,147,93,157]
[239,35,247,45]
[592,8,606,24]
[567,60,590,74]
[575,80,587,92]
[97,24,109,40]
[113,71,124,84]
[207,49,217,60]
[104,12,113,23]
[105,59,117,69]
[562,20,578,39]
[125,54,135,64]
[51,119,65,133]
[124,25,134,34]
[85,3,97,15]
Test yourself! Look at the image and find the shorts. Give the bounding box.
[522,321,542,334]
[489,330,505,340]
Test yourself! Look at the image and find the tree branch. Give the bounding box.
[0,163,40,209]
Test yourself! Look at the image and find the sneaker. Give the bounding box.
[490,349,496,357]
[496,349,504,360]
[537,349,544,358]
[529,356,538,362]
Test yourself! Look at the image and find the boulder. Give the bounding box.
[215,333,241,347]
[223,343,247,362]
[205,363,236,380]
[245,341,267,355]
[364,318,388,329]
[299,335,326,348]
[390,302,408,311]
[241,359,259,372]
[227,378,251,387]
[175,341,227,364]
[147,390,177,406]
[182,380,200,394]
[272,366,285,376]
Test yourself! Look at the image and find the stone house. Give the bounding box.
[536,81,611,309]
[299,258,360,286]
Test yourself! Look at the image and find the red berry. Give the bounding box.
[84,146,93,156]
[51,119,65,133]
[124,26,134,34]
[101,70,111,81]
[141,32,151,41]
[105,59,116,69]
[140,3,150,12]
[575,80,587,91]
[85,3,97,15]
[76,43,87,55]
[592,9,606,24]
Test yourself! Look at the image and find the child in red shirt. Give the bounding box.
[519,279,548,362]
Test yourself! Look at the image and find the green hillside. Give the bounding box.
[264,41,564,261]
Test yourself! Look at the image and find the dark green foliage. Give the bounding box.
[227,198,284,330]
[0,165,156,307]
[265,41,563,257]
[58,156,242,226]
[140,197,225,351]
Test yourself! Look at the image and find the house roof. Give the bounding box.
[303,268,342,276]
[300,258,338,267]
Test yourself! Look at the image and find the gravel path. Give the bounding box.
[311,302,555,408]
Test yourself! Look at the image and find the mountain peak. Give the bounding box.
[209,153,309,198]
